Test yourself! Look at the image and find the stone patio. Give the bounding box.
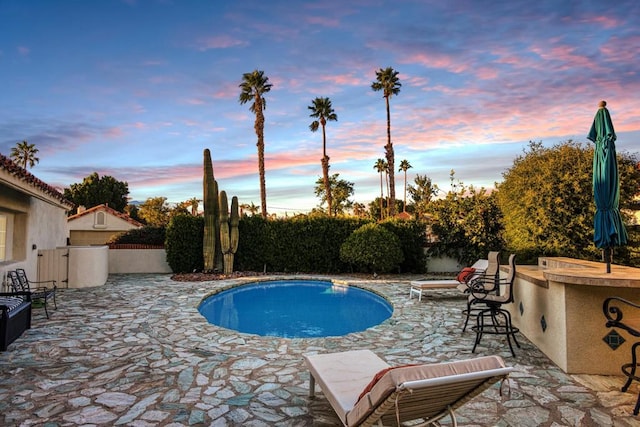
[1,274,639,426]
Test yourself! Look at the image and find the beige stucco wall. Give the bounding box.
[68,210,139,245]
[0,183,70,284]
[67,245,109,288]
[108,249,172,274]
[70,230,124,246]
[508,258,640,375]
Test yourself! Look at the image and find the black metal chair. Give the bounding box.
[603,296,640,416]
[0,291,32,351]
[469,254,520,357]
[461,251,501,332]
[8,269,57,318]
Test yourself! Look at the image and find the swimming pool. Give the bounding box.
[198,280,393,338]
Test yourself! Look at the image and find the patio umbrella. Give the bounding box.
[587,100,628,273]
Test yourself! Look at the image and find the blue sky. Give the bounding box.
[1,0,639,215]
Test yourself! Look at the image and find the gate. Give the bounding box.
[38,247,69,288]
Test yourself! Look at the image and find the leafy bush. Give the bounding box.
[165,214,203,273]
[340,223,404,273]
[380,218,427,273]
[107,226,166,246]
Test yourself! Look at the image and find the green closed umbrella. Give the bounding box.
[587,100,628,273]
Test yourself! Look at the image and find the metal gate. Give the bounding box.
[38,247,69,288]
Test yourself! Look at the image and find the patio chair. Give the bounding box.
[303,349,513,427]
[603,296,640,415]
[459,251,501,331]
[0,291,32,351]
[8,269,57,319]
[469,254,520,357]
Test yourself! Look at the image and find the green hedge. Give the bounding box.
[164,215,427,274]
[165,214,203,273]
[107,226,166,245]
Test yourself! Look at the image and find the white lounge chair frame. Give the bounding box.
[304,349,513,427]
[409,257,491,301]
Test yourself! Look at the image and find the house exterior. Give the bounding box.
[0,153,74,285]
[67,204,143,246]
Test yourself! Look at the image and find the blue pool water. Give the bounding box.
[198,280,393,338]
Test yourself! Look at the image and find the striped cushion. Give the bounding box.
[0,296,27,312]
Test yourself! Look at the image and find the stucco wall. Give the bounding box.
[0,185,69,282]
[108,249,172,274]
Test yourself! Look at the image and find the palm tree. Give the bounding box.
[186,197,201,215]
[371,67,401,216]
[398,159,413,212]
[10,140,39,170]
[239,70,272,218]
[374,158,388,220]
[308,97,338,216]
[240,202,260,216]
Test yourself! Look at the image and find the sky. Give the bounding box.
[1,0,639,216]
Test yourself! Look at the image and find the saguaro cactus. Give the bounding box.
[203,149,220,272]
[219,191,240,274]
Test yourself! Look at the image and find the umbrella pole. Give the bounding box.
[603,247,612,273]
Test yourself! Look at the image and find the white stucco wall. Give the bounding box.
[108,249,172,273]
[0,184,70,283]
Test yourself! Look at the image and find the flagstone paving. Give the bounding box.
[1,273,639,426]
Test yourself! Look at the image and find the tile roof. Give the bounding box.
[0,152,74,207]
[67,203,144,227]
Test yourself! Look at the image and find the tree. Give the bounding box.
[185,197,201,215]
[426,182,505,265]
[373,158,388,220]
[371,67,401,216]
[398,159,412,212]
[64,173,129,214]
[240,202,260,216]
[239,69,272,218]
[309,97,338,216]
[408,174,438,219]
[314,173,354,216]
[496,140,640,264]
[10,140,39,170]
[138,197,171,227]
[352,202,367,218]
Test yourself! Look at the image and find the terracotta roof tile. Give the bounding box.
[67,203,144,227]
[0,153,74,207]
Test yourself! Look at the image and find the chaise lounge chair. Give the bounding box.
[409,251,500,302]
[303,349,512,426]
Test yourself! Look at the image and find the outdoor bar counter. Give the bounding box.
[505,257,640,375]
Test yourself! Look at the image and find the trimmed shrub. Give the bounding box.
[107,226,166,246]
[380,218,427,273]
[340,223,404,273]
[165,214,203,273]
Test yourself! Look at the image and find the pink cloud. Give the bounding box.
[401,52,469,74]
[17,46,30,56]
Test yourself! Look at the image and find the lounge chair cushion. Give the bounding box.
[347,355,507,426]
[304,350,390,424]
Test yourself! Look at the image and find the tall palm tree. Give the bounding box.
[308,97,338,216]
[239,70,272,218]
[186,197,201,215]
[10,140,39,170]
[371,67,401,216]
[398,159,413,212]
[374,158,387,220]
